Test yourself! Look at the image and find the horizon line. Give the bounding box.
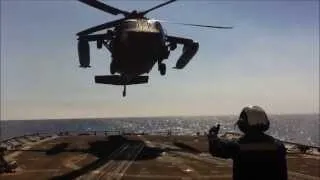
[1,112,319,121]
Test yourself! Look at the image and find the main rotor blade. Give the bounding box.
[174,22,233,29]
[76,18,124,36]
[78,0,129,16]
[141,0,177,16]
[157,20,233,29]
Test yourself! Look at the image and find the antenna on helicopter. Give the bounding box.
[123,85,127,97]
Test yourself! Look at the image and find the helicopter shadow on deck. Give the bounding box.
[49,135,134,180]
[49,135,188,179]
[8,135,198,179]
[42,135,190,180]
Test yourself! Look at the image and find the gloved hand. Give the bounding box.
[208,124,220,139]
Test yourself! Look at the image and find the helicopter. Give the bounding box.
[76,0,232,97]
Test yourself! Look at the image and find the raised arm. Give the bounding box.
[207,124,238,159]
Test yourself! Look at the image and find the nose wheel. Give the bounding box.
[158,63,166,76]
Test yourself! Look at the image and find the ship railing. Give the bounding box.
[222,132,320,155]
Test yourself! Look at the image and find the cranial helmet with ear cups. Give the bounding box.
[236,105,270,133]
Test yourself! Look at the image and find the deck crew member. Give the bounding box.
[207,105,288,180]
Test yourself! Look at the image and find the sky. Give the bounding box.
[1,0,319,120]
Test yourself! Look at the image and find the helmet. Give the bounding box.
[236,105,270,133]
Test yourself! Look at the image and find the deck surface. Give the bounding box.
[1,135,319,180]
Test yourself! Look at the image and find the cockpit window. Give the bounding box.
[122,19,160,33]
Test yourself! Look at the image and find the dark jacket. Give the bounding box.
[208,132,288,180]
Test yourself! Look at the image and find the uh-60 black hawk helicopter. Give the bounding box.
[77,0,232,97]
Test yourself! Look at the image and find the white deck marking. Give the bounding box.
[96,143,144,180]
[113,143,144,180]
[77,143,135,180]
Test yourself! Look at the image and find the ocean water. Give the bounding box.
[0,114,319,146]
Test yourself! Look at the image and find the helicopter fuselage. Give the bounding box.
[109,19,169,77]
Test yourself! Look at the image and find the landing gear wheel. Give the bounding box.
[110,62,116,75]
[169,43,177,51]
[122,85,126,97]
[97,40,103,49]
[159,63,166,76]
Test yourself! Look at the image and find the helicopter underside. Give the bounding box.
[111,52,157,76]
[111,32,167,76]
[95,32,168,96]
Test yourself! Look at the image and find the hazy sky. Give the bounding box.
[1,0,319,120]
